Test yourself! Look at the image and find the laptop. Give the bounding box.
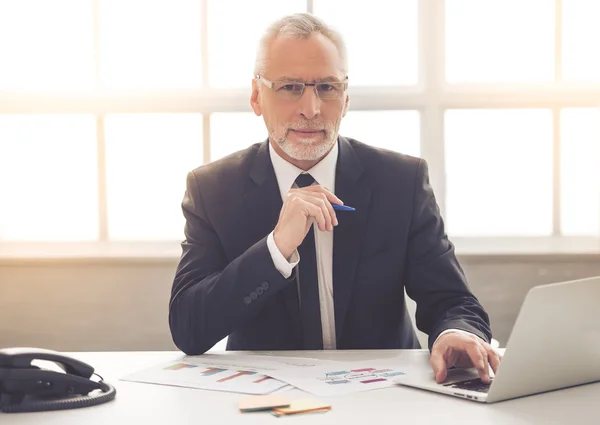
[394,275,600,403]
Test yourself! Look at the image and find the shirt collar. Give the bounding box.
[269,140,339,201]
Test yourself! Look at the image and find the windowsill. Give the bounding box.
[452,236,600,258]
[1,237,600,264]
[0,241,182,264]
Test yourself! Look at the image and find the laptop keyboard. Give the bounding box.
[444,378,492,393]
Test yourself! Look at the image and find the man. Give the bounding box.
[169,13,500,384]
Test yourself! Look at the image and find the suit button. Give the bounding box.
[243,296,252,305]
[250,291,258,300]
[256,287,264,296]
[261,282,269,290]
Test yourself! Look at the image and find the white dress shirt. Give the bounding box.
[265,142,478,350]
[266,142,338,349]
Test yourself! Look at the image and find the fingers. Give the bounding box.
[276,184,344,257]
[317,192,338,227]
[289,191,338,231]
[479,346,492,383]
[429,333,503,385]
[300,192,338,228]
[300,185,344,206]
[304,196,334,231]
[486,345,501,375]
[467,343,492,384]
[295,197,328,232]
[429,345,448,383]
[461,342,488,383]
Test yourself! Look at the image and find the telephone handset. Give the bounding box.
[0,347,116,413]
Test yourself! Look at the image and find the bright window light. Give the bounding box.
[445,109,553,236]
[0,0,95,90]
[210,113,268,161]
[446,0,554,83]
[560,108,600,236]
[340,111,420,157]
[0,115,98,241]
[562,0,600,82]
[207,0,305,88]
[105,114,203,240]
[99,0,202,88]
[314,0,418,86]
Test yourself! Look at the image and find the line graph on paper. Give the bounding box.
[121,361,286,395]
[317,367,406,385]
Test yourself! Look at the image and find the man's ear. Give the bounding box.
[342,94,349,117]
[250,79,262,116]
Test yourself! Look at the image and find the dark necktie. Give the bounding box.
[294,173,324,349]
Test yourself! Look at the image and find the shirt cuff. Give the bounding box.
[267,231,299,279]
[434,328,484,346]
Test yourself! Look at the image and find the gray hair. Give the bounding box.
[254,13,348,77]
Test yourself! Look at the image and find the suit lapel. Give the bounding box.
[242,141,302,342]
[333,137,371,344]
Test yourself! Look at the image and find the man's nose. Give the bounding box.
[298,85,321,120]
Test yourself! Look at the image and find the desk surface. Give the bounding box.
[2,350,599,425]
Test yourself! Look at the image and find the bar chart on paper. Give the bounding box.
[320,367,406,385]
[266,361,409,396]
[121,361,288,395]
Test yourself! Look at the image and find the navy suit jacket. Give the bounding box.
[169,137,492,354]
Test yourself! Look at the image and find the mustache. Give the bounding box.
[286,120,331,132]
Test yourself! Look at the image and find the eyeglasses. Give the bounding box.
[256,75,348,101]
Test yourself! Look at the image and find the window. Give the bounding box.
[0,0,95,90]
[1,0,599,247]
[313,0,418,85]
[560,109,600,236]
[104,114,203,240]
[210,113,267,161]
[446,0,554,83]
[445,110,553,236]
[0,115,98,241]
[99,0,203,88]
[339,111,420,157]
[562,0,600,82]
[207,0,305,88]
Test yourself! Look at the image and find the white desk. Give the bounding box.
[2,350,599,425]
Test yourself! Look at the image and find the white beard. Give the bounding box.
[275,133,337,161]
[270,121,339,161]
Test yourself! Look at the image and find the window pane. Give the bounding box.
[340,111,420,157]
[446,0,554,83]
[207,0,305,88]
[563,0,600,82]
[0,0,94,90]
[561,109,600,236]
[105,114,203,240]
[0,115,98,241]
[445,110,553,236]
[314,0,417,86]
[210,113,267,161]
[100,0,202,88]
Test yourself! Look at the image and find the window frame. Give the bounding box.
[0,0,599,254]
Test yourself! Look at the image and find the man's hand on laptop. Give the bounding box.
[429,332,501,384]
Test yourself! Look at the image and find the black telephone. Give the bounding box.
[0,347,116,413]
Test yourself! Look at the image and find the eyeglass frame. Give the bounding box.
[255,74,349,101]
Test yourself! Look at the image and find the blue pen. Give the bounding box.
[332,204,355,211]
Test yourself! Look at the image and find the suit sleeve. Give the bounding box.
[168,171,295,355]
[404,159,492,350]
